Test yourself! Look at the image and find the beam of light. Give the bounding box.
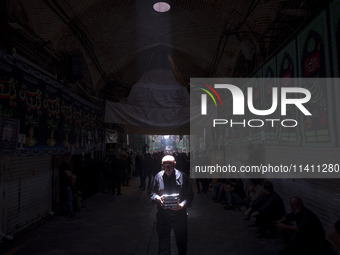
[153,2,171,13]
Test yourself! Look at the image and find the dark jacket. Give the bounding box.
[253,191,285,220]
[150,169,194,214]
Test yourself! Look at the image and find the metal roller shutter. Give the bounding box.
[5,155,52,235]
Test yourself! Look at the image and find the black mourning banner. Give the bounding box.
[0,117,19,155]
[0,50,103,155]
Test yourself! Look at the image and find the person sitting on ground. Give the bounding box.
[222,178,246,210]
[212,179,226,202]
[247,181,285,237]
[276,196,331,255]
[326,220,340,251]
[243,179,264,219]
[326,220,340,252]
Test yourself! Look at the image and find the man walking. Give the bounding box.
[150,155,194,255]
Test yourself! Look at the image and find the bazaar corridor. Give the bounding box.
[0,177,281,255]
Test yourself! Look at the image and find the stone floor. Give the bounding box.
[0,178,284,255]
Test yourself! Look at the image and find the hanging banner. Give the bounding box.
[0,51,103,155]
[262,58,278,143]
[0,117,19,155]
[330,0,340,146]
[0,58,17,118]
[276,40,300,144]
[297,11,334,145]
[105,129,118,144]
[330,0,340,76]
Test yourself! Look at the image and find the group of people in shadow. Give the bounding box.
[100,150,190,196]
[208,178,340,255]
[97,148,340,255]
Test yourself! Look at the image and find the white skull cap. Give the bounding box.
[162,155,175,163]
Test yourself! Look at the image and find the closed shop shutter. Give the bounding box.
[6,155,52,234]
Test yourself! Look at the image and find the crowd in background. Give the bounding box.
[98,150,190,195]
[201,175,340,255]
[59,149,340,255]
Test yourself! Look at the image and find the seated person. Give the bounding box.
[247,182,285,236]
[222,178,246,210]
[277,197,330,255]
[212,179,227,202]
[196,178,209,194]
[326,220,340,251]
[243,179,264,219]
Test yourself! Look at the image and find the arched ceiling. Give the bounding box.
[2,0,329,104]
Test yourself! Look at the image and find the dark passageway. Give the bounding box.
[1,2,340,253]
[0,177,281,255]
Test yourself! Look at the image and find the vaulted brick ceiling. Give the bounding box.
[5,0,328,102]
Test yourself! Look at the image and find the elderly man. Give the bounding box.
[326,220,340,251]
[248,182,285,236]
[150,155,194,255]
[276,197,330,255]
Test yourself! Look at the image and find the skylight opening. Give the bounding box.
[153,2,171,13]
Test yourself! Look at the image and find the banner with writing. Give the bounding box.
[0,51,103,155]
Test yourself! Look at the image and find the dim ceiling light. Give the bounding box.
[153,2,170,13]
